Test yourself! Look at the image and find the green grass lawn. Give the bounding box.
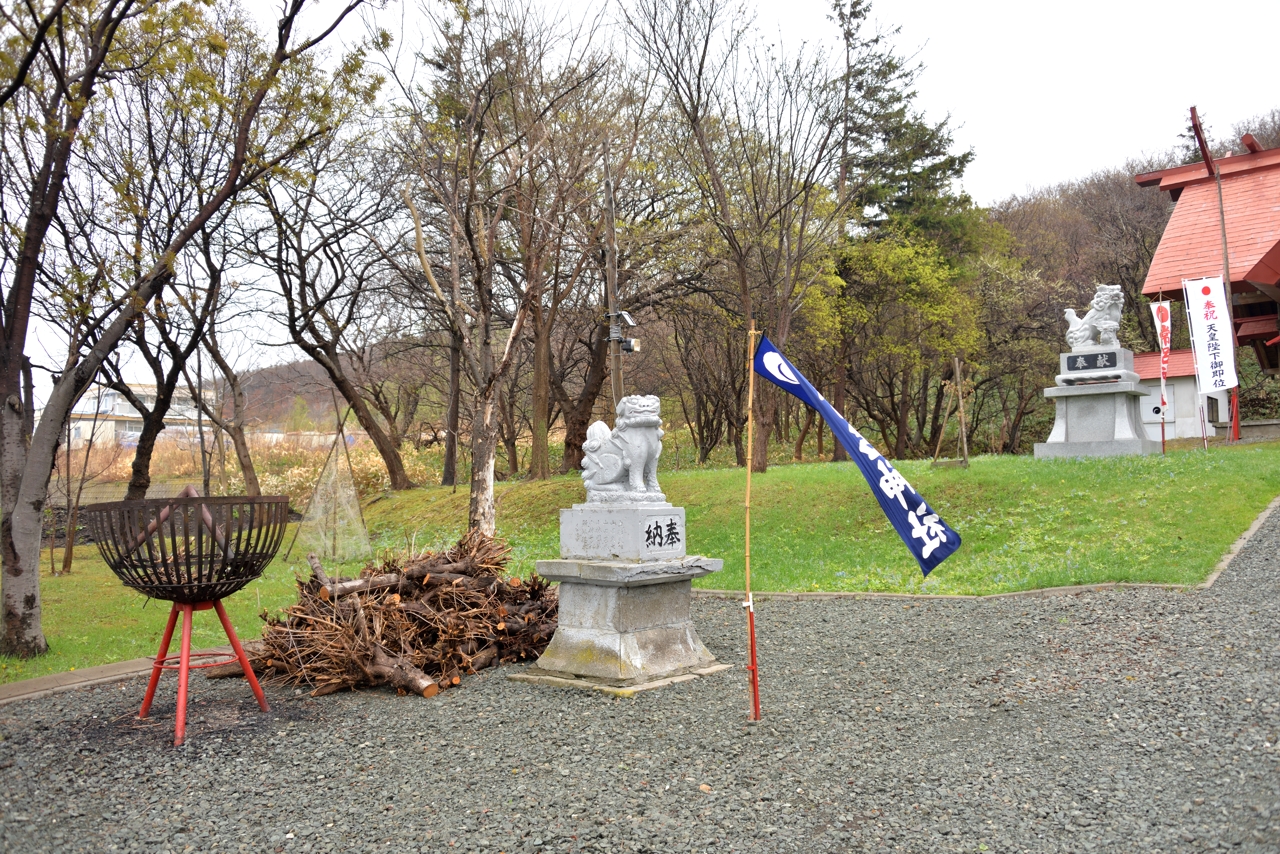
[364,441,1280,597]
[5,440,1278,683]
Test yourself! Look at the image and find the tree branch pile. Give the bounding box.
[244,531,557,698]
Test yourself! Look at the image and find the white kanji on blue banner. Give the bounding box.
[753,336,961,575]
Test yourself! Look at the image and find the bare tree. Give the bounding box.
[519,54,657,479]
[1065,165,1173,351]
[0,0,365,657]
[398,0,605,533]
[341,291,448,454]
[994,157,1174,353]
[50,384,121,576]
[627,0,847,472]
[550,300,611,472]
[180,241,264,497]
[1232,108,1280,150]
[662,296,747,463]
[256,133,417,491]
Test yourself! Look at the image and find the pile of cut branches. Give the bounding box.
[232,531,557,698]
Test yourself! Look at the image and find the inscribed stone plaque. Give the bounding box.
[641,515,683,551]
[1066,351,1120,371]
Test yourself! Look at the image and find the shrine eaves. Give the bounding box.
[1136,134,1280,376]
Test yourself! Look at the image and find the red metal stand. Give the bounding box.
[139,600,269,746]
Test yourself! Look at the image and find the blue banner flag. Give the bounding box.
[753,336,961,575]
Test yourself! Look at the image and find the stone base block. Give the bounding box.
[533,557,721,684]
[560,503,686,561]
[1056,347,1139,386]
[1033,437,1161,458]
[534,622,717,684]
[1035,381,1160,459]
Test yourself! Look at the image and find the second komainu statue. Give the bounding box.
[1064,284,1124,351]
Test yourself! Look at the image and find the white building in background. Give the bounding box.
[1133,349,1230,441]
[62,385,201,448]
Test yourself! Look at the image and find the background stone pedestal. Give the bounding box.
[521,502,724,687]
[1035,350,1159,458]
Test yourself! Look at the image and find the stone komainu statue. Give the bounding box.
[581,395,664,500]
[1064,284,1124,351]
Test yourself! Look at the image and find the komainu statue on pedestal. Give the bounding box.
[581,395,664,501]
[1064,284,1124,351]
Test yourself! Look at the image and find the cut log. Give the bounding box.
[467,646,498,672]
[370,647,438,697]
[316,561,480,600]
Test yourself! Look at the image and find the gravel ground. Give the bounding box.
[2,513,1279,854]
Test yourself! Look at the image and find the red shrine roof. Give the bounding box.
[1133,348,1197,380]
[1136,144,1280,297]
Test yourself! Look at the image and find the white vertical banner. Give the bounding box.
[1148,299,1172,409]
[1183,277,1238,393]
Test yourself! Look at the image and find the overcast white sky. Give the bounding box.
[35,0,1280,405]
[746,0,1280,204]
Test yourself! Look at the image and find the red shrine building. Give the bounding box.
[1134,133,1280,439]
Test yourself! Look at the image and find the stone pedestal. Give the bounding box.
[1035,348,1160,458]
[529,502,722,685]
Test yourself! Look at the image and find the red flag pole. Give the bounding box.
[1155,299,1170,454]
[743,321,763,722]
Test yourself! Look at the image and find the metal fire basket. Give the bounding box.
[83,493,290,746]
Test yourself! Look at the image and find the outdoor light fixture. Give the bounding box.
[606,311,639,355]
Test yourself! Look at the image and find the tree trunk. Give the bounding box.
[468,393,500,536]
[557,319,609,474]
[499,387,519,479]
[353,392,416,490]
[306,347,415,490]
[816,413,824,458]
[442,330,461,487]
[528,321,551,479]
[229,427,259,496]
[200,333,260,496]
[831,370,848,462]
[793,406,815,460]
[60,504,79,575]
[124,402,172,500]
[894,364,912,459]
[924,373,949,458]
[750,386,774,473]
[0,373,47,658]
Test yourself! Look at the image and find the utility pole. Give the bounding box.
[603,139,624,410]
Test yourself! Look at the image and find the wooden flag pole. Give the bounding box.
[1190,106,1241,443]
[930,383,955,465]
[743,320,763,722]
[954,357,970,465]
[931,358,969,469]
